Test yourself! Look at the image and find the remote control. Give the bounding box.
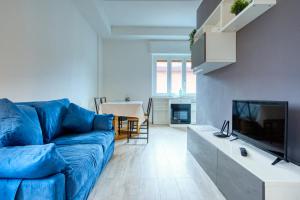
[240,147,248,157]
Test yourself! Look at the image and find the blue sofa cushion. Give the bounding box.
[17,104,43,140]
[16,98,70,108]
[56,144,104,200]
[0,143,66,179]
[62,103,95,133]
[52,130,115,153]
[93,114,114,131]
[32,99,70,143]
[0,99,43,147]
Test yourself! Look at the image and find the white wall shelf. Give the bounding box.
[192,0,277,75]
[221,0,277,32]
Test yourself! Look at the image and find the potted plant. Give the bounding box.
[189,29,197,49]
[231,0,251,16]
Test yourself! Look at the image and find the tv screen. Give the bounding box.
[232,100,288,159]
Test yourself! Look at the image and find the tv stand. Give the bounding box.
[272,157,283,165]
[188,125,300,200]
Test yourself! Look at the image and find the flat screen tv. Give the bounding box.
[232,100,288,163]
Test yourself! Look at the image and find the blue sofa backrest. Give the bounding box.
[16,99,70,143]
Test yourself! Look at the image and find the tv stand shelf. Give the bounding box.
[188,125,300,200]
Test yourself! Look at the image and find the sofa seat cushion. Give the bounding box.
[52,130,115,153]
[62,103,95,133]
[56,144,104,200]
[0,99,43,147]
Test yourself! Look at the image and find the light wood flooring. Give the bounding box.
[88,126,225,200]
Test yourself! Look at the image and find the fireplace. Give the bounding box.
[171,104,191,124]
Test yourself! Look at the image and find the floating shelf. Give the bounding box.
[192,0,277,74]
[221,0,277,32]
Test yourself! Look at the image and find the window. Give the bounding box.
[171,61,182,95]
[156,60,168,94]
[186,61,196,94]
[153,55,196,96]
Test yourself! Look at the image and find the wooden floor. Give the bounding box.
[88,126,225,200]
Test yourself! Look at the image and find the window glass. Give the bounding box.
[153,57,195,96]
[186,61,196,94]
[156,60,168,94]
[171,61,183,95]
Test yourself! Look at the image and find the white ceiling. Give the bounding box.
[102,0,201,27]
[74,0,202,39]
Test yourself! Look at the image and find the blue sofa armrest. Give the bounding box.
[0,144,67,179]
[0,173,66,200]
[93,114,114,131]
[16,173,66,200]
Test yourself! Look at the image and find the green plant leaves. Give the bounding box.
[189,29,197,49]
[231,0,251,15]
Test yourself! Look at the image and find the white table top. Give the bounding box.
[103,101,143,105]
[101,101,145,123]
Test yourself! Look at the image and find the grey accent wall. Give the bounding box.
[197,0,222,29]
[196,0,300,164]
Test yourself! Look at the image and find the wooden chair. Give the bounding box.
[94,97,107,114]
[127,98,152,144]
[118,116,128,135]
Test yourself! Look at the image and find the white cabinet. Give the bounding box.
[152,98,169,125]
[191,103,196,124]
[192,31,236,74]
[152,97,196,126]
[188,125,300,200]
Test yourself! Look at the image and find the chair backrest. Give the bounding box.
[94,97,107,114]
[146,98,153,117]
[100,97,107,104]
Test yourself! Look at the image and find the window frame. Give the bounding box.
[152,54,195,97]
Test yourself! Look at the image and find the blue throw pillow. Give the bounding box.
[0,99,43,147]
[93,114,114,131]
[0,143,66,179]
[17,105,43,141]
[62,103,95,133]
[32,100,70,143]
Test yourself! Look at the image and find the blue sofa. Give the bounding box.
[0,99,115,200]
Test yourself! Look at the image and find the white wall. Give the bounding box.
[103,39,190,107]
[0,0,99,109]
[98,37,104,97]
[103,40,152,106]
[149,40,190,54]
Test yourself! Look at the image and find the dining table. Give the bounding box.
[101,101,145,139]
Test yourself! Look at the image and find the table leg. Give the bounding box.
[118,117,121,135]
